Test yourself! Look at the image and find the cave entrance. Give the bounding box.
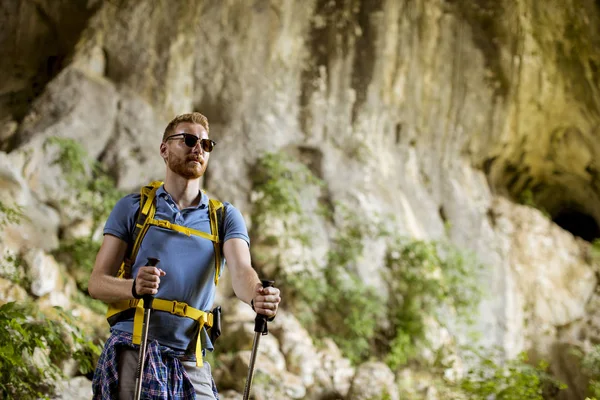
[552,208,600,242]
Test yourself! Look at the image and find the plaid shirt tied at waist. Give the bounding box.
[92,330,219,400]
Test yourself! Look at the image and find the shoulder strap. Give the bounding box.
[118,181,163,278]
[208,198,225,286]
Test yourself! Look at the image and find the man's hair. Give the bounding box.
[162,112,210,141]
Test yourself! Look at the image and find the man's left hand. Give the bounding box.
[252,283,281,318]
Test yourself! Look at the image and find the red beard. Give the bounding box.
[167,150,205,179]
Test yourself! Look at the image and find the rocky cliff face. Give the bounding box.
[1,0,599,399]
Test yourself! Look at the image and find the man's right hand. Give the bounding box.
[134,266,166,296]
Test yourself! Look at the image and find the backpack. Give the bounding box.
[104,181,226,366]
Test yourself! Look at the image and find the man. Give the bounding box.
[88,112,281,399]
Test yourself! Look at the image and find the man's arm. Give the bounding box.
[88,235,165,303]
[223,238,280,317]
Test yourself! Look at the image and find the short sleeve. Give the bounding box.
[103,193,140,243]
[222,203,250,246]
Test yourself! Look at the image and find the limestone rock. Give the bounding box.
[23,249,60,298]
[100,90,169,191]
[492,198,597,356]
[0,151,61,252]
[0,276,30,303]
[54,376,93,400]
[269,311,320,387]
[228,350,305,400]
[347,361,399,400]
[310,339,355,399]
[15,66,118,221]
[1,1,600,400]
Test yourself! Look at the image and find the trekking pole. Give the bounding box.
[133,257,160,400]
[242,279,274,400]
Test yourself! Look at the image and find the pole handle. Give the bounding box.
[254,279,275,334]
[143,257,160,309]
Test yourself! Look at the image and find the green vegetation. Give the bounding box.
[457,350,566,400]
[251,151,323,246]
[381,238,483,369]
[0,301,100,399]
[0,250,29,288]
[518,189,550,218]
[580,344,600,399]
[56,237,101,292]
[0,201,24,227]
[46,137,124,291]
[591,239,600,264]
[0,180,103,399]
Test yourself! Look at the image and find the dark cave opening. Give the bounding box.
[552,208,600,242]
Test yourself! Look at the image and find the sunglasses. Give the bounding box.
[165,133,216,152]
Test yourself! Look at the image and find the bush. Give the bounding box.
[458,350,566,399]
[251,151,323,245]
[0,301,101,399]
[381,238,483,369]
[581,344,600,398]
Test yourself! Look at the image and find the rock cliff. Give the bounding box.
[1,0,599,399]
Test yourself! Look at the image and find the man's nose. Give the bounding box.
[193,138,204,153]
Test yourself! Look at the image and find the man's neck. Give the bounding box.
[163,174,202,210]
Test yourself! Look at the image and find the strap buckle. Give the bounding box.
[129,299,140,308]
[156,220,171,229]
[171,300,188,317]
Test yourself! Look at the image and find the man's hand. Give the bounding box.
[252,283,281,318]
[134,266,166,296]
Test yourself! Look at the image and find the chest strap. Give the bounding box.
[146,218,218,242]
[109,298,213,367]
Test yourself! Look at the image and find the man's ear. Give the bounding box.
[160,142,168,161]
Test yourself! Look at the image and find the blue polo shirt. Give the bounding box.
[104,185,249,352]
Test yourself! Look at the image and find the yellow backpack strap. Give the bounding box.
[119,298,214,366]
[208,198,225,286]
[145,219,216,241]
[107,181,163,322]
[129,181,162,265]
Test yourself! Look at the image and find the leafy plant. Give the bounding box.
[45,136,124,293]
[251,152,323,245]
[0,301,101,399]
[580,344,600,398]
[381,238,483,369]
[0,250,29,288]
[45,137,123,227]
[0,202,29,287]
[0,201,24,227]
[458,350,567,399]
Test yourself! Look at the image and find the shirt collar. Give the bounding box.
[156,184,209,209]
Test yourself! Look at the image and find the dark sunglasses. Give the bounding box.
[165,133,216,152]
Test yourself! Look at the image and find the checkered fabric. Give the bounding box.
[92,330,219,399]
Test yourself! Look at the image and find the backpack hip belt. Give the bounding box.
[108,298,213,366]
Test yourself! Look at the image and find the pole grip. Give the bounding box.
[254,279,274,334]
[143,257,160,309]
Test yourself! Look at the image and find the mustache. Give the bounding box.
[187,154,203,162]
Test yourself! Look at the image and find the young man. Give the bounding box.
[89,112,281,399]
